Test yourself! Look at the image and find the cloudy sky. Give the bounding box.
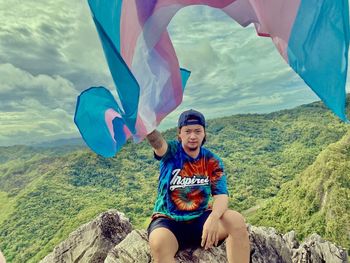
[0,1,348,146]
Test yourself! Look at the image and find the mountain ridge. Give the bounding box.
[0,98,349,262]
[248,130,350,250]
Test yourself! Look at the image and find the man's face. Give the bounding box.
[178,124,205,152]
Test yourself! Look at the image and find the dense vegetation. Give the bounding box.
[0,98,349,262]
[248,130,350,250]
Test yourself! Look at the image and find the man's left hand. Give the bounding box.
[201,213,220,250]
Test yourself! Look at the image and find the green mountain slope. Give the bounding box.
[0,149,158,263]
[0,98,349,262]
[0,144,85,164]
[205,100,349,211]
[248,130,350,251]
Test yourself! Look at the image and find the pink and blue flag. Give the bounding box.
[75,0,349,157]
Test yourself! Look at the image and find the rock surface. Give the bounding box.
[291,234,349,263]
[106,225,348,263]
[105,229,228,263]
[41,210,349,263]
[39,210,132,263]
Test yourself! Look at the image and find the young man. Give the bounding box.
[146,109,250,263]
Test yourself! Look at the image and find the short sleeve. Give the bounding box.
[154,140,178,161]
[209,155,229,196]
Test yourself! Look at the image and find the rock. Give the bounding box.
[105,229,227,263]
[106,224,348,263]
[40,210,132,263]
[249,225,293,263]
[291,234,349,263]
[41,210,348,263]
[105,230,152,263]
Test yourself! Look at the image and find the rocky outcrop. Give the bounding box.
[41,210,349,263]
[39,210,132,263]
[106,226,348,263]
[105,230,228,263]
[250,227,348,263]
[291,234,349,263]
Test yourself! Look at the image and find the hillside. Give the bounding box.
[0,143,85,164]
[0,98,349,262]
[248,130,350,251]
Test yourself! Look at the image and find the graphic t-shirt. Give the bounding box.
[152,140,228,221]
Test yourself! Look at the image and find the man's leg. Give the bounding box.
[218,210,250,263]
[149,227,179,263]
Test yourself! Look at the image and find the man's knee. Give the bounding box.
[149,237,163,255]
[149,228,178,259]
[222,210,248,234]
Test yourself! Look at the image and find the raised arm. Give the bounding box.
[146,129,168,157]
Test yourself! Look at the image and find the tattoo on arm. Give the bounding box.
[146,130,165,150]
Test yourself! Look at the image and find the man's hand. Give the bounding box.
[201,195,228,249]
[201,212,220,250]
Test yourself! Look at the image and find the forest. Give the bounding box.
[0,98,349,262]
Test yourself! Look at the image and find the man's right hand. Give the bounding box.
[146,130,168,157]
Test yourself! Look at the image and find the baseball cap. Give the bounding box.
[178,109,205,128]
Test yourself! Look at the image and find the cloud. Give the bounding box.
[157,6,319,130]
[0,64,79,145]
[0,64,77,110]
[0,0,113,91]
[0,0,117,145]
[0,1,77,73]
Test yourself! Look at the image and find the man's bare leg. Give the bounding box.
[149,227,179,263]
[221,210,250,263]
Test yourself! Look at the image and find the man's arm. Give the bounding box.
[146,129,168,157]
[210,194,229,219]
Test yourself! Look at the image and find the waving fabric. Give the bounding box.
[75,0,349,157]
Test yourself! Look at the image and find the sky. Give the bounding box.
[0,0,348,146]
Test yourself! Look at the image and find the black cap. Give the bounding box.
[178,109,205,128]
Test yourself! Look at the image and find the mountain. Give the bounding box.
[0,97,349,262]
[0,142,85,164]
[248,130,350,251]
[32,137,86,148]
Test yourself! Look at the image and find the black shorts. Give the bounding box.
[147,210,224,250]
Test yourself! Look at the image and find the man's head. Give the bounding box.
[177,109,206,152]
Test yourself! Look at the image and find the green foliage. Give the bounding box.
[248,131,350,251]
[0,98,349,262]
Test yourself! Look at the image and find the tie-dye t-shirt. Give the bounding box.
[152,140,228,221]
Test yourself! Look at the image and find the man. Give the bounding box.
[146,109,250,263]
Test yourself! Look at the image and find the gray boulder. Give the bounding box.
[40,210,132,263]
